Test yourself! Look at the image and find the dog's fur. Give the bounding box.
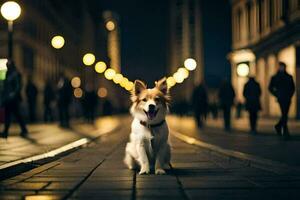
[124,78,171,175]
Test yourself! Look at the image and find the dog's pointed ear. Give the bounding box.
[155,77,168,95]
[133,80,146,96]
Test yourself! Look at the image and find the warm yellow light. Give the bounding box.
[120,77,129,87]
[1,1,21,21]
[237,63,250,77]
[51,35,65,49]
[104,68,116,80]
[95,61,107,73]
[97,87,107,98]
[113,73,123,84]
[184,58,197,71]
[166,76,176,88]
[173,72,184,83]
[125,81,134,91]
[106,21,115,31]
[71,77,81,88]
[82,53,95,66]
[25,195,54,200]
[177,67,189,79]
[74,88,83,98]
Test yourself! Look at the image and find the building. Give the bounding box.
[168,0,204,101]
[0,0,104,119]
[229,0,300,119]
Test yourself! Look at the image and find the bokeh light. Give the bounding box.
[51,35,65,49]
[120,77,129,88]
[125,81,134,91]
[237,63,250,77]
[95,61,107,73]
[104,68,116,80]
[74,88,83,98]
[1,1,21,21]
[173,72,184,83]
[177,67,189,79]
[113,73,123,84]
[98,87,108,98]
[166,76,176,88]
[82,53,95,66]
[71,77,81,88]
[184,58,197,71]
[106,20,115,31]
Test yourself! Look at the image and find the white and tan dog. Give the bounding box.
[124,78,171,175]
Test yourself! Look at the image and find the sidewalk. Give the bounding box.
[168,115,300,167]
[0,116,120,170]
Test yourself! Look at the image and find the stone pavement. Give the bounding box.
[1,118,300,199]
[0,117,119,169]
[168,115,300,167]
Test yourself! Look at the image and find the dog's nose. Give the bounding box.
[148,104,156,111]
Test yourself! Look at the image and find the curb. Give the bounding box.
[0,122,121,180]
[171,130,300,174]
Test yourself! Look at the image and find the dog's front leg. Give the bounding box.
[155,145,168,175]
[137,141,150,175]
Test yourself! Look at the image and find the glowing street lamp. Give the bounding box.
[71,77,81,88]
[166,76,176,88]
[104,68,116,80]
[113,73,123,84]
[106,20,115,31]
[1,1,21,59]
[120,77,129,88]
[51,35,65,49]
[236,63,250,77]
[177,67,189,79]
[95,61,107,73]
[173,72,184,83]
[125,81,134,91]
[82,53,95,66]
[97,87,108,98]
[74,88,83,98]
[184,58,197,71]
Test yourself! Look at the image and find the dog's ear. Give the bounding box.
[155,77,168,95]
[133,80,146,96]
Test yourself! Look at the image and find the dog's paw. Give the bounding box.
[155,168,166,175]
[139,166,150,175]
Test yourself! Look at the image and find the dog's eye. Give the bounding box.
[155,96,160,101]
[141,98,147,102]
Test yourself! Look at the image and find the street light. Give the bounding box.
[51,35,65,49]
[106,20,115,31]
[82,53,95,66]
[184,58,197,71]
[1,1,21,60]
[236,63,250,77]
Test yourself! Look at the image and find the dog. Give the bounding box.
[124,78,171,175]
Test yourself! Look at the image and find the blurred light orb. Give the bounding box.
[125,81,134,91]
[71,77,81,88]
[178,67,189,79]
[82,53,95,66]
[173,72,184,83]
[106,21,115,31]
[1,1,21,21]
[95,61,107,73]
[184,58,197,71]
[113,73,123,84]
[120,77,129,87]
[51,35,65,49]
[98,87,108,98]
[104,68,116,80]
[237,63,250,77]
[166,76,176,88]
[74,88,83,98]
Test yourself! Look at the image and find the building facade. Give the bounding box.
[229,0,300,119]
[168,0,204,101]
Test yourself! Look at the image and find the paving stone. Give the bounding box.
[181,180,256,189]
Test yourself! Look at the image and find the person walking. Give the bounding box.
[25,77,38,123]
[243,77,261,134]
[57,72,72,128]
[191,82,208,129]
[269,62,295,139]
[218,79,235,131]
[43,80,55,122]
[1,60,28,138]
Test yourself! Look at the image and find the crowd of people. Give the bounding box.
[191,62,295,140]
[0,60,112,138]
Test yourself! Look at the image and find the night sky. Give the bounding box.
[95,0,231,87]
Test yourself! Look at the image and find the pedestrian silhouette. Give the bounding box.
[25,77,38,123]
[218,79,235,131]
[192,82,208,128]
[43,80,55,122]
[57,72,72,128]
[243,77,261,134]
[269,62,295,139]
[83,86,98,123]
[1,60,28,138]
[235,100,243,119]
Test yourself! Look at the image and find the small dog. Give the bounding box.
[124,78,171,175]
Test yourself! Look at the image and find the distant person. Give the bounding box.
[26,78,38,122]
[243,77,261,134]
[103,99,113,116]
[218,79,235,131]
[83,86,98,123]
[1,60,28,138]
[192,82,208,128]
[235,100,243,119]
[269,62,295,139]
[57,73,72,128]
[44,81,55,122]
